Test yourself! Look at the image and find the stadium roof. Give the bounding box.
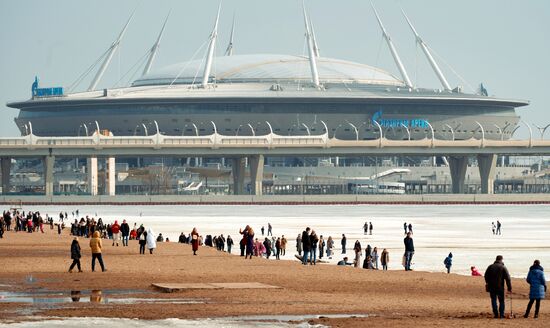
[132,54,405,87]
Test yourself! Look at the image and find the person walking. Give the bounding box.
[296,233,302,256]
[240,225,254,259]
[89,231,106,272]
[524,260,546,318]
[496,220,502,235]
[326,236,334,259]
[363,221,368,235]
[280,235,287,256]
[275,237,281,260]
[491,222,496,235]
[403,222,407,235]
[139,229,147,254]
[404,232,414,271]
[191,227,199,255]
[120,220,130,247]
[380,248,389,270]
[111,220,120,246]
[408,223,413,234]
[146,228,156,254]
[240,235,246,256]
[263,237,272,259]
[226,235,233,254]
[484,255,512,319]
[369,222,373,235]
[353,240,362,268]
[310,230,319,265]
[318,235,325,260]
[267,223,272,236]
[271,236,277,257]
[341,234,347,254]
[444,252,453,274]
[68,238,83,273]
[372,247,379,269]
[261,226,265,236]
[301,228,311,265]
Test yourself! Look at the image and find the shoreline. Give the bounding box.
[2,193,550,206]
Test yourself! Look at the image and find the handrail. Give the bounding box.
[1,132,550,151]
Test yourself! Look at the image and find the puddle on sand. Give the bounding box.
[0,317,328,327]
[226,314,369,322]
[0,289,203,305]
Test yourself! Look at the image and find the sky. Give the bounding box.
[0,0,549,137]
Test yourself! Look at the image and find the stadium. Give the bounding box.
[7,6,528,141]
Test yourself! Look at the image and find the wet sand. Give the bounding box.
[0,228,547,327]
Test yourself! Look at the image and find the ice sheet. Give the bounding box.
[24,204,550,278]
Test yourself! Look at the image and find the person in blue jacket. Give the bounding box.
[444,252,453,274]
[524,260,547,318]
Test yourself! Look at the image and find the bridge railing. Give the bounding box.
[1,132,550,150]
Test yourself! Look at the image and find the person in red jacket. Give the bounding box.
[111,220,121,246]
[129,228,137,240]
[471,266,483,276]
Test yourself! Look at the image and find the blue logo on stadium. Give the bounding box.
[371,110,428,129]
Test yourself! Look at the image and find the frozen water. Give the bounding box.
[25,204,550,278]
[0,317,326,327]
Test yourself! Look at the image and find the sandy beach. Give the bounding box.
[0,227,547,327]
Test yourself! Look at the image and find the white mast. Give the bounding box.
[88,10,135,91]
[372,4,412,88]
[201,3,221,88]
[224,13,235,56]
[402,9,451,91]
[302,2,320,88]
[142,11,170,76]
[309,17,320,58]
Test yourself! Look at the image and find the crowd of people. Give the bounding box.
[1,208,546,319]
[237,224,288,260]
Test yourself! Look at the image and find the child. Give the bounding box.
[444,252,453,274]
[471,266,482,276]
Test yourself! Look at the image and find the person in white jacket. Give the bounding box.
[146,228,157,254]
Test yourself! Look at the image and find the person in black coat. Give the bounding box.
[403,232,414,271]
[120,220,130,247]
[227,235,234,253]
[301,228,311,265]
[484,255,512,318]
[341,234,347,254]
[68,238,82,273]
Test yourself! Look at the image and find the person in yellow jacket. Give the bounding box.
[89,231,106,272]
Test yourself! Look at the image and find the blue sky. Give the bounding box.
[1,0,548,137]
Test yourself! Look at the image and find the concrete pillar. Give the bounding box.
[106,157,116,196]
[231,157,246,195]
[1,157,11,194]
[249,155,264,196]
[448,156,468,194]
[44,155,55,196]
[478,154,497,194]
[87,156,98,196]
